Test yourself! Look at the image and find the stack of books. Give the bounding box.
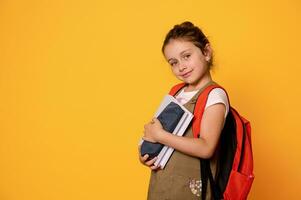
[139,94,193,169]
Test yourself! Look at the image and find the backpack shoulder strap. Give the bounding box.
[192,84,230,138]
[168,82,187,96]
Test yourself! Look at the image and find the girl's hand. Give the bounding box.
[143,118,165,143]
[138,145,161,171]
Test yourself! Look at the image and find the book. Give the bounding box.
[139,94,193,169]
[140,101,185,160]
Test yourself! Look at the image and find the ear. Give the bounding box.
[203,43,212,62]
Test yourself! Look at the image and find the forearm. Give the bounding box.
[157,130,214,159]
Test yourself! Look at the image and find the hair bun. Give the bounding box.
[172,21,195,35]
[178,21,194,29]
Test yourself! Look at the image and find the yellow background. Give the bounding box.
[1,0,300,199]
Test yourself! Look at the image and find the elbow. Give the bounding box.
[201,150,214,159]
[197,147,215,159]
[194,138,217,159]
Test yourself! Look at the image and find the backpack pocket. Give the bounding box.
[223,170,254,200]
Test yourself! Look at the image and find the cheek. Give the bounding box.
[193,59,207,70]
[186,59,196,69]
[171,68,178,75]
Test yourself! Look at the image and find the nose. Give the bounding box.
[178,62,187,72]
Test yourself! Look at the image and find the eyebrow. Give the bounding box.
[167,49,192,62]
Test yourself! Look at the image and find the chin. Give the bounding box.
[187,80,200,86]
[184,78,196,84]
[178,76,196,84]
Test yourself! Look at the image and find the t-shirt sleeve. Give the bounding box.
[205,88,229,118]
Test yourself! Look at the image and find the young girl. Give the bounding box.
[138,21,229,200]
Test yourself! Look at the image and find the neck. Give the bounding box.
[185,72,212,92]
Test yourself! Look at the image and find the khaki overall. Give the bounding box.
[147,81,220,200]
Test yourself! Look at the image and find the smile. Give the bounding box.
[181,71,192,78]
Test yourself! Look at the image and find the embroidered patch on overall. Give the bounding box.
[189,178,202,197]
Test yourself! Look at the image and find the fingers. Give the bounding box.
[150,165,161,171]
[138,145,150,164]
[138,141,161,171]
[138,152,161,170]
[144,118,157,126]
[145,156,157,166]
[142,136,156,143]
[140,154,149,163]
[144,156,161,171]
[138,145,148,163]
[153,118,159,122]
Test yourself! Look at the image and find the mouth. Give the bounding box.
[181,70,192,78]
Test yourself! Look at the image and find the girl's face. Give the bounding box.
[163,39,211,87]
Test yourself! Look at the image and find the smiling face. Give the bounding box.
[163,39,212,91]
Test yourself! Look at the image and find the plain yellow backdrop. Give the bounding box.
[1,0,300,199]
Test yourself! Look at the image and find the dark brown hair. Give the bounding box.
[162,21,213,68]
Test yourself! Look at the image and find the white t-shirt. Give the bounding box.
[175,87,229,118]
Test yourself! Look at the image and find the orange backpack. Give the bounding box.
[169,82,254,200]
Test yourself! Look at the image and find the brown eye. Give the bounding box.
[184,54,190,59]
[170,61,177,67]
